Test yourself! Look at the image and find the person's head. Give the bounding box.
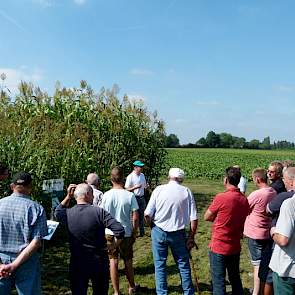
[267,161,284,181]
[282,167,295,191]
[252,168,268,186]
[110,167,124,185]
[86,173,100,188]
[168,168,185,183]
[73,183,93,204]
[133,160,144,175]
[282,160,295,173]
[224,166,241,187]
[10,172,33,195]
[0,164,9,180]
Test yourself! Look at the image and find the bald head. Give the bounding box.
[86,173,100,187]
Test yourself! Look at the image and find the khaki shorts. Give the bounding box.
[106,235,135,260]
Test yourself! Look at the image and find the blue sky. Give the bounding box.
[1,0,295,144]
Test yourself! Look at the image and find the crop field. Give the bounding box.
[38,148,295,294]
[166,148,295,180]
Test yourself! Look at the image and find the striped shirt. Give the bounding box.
[0,193,48,255]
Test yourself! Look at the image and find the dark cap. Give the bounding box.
[12,172,32,186]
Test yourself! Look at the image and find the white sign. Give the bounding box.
[43,220,59,240]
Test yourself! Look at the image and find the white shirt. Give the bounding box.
[269,194,295,278]
[90,185,103,207]
[144,180,198,232]
[238,176,247,194]
[125,171,146,196]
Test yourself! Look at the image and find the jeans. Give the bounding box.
[0,252,41,295]
[135,195,146,236]
[151,226,194,295]
[209,251,243,295]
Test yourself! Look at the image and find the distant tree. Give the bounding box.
[219,132,233,148]
[260,136,271,150]
[166,134,180,148]
[247,139,260,149]
[206,131,220,148]
[232,137,246,148]
[196,137,207,147]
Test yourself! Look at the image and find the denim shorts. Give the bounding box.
[247,238,270,266]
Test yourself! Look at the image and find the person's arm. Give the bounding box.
[61,184,76,207]
[144,188,157,226]
[204,209,216,222]
[0,239,41,277]
[187,219,198,251]
[271,227,289,247]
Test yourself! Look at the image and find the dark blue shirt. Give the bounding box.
[55,204,124,257]
[270,179,286,194]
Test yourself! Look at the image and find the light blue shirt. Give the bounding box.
[144,180,198,232]
[101,188,139,237]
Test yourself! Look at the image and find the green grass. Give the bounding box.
[40,178,255,295]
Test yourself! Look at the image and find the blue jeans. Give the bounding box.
[151,226,194,295]
[135,195,146,236]
[0,252,41,295]
[209,251,243,295]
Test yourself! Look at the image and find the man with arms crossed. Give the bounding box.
[55,183,125,295]
[101,167,139,295]
[0,172,48,295]
[204,166,249,295]
[125,160,147,237]
[145,168,198,295]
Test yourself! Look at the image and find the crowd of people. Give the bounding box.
[0,159,294,295]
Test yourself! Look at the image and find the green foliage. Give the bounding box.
[167,148,295,180]
[165,133,179,148]
[0,81,166,212]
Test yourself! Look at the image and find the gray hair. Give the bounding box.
[74,183,93,199]
[283,167,295,180]
[86,173,100,186]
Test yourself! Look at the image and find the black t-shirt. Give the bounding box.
[267,190,294,226]
[270,179,286,194]
[55,204,125,258]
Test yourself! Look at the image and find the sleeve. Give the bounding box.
[125,174,132,189]
[144,187,158,218]
[275,199,295,238]
[54,204,68,225]
[102,208,125,238]
[208,194,222,215]
[30,205,48,240]
[238,177,247,193]
[247,191,258,210]
[131,193,139,211]
[188,188,198,220]
[267,193,287,216]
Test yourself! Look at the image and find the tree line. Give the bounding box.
[166,131,295,150]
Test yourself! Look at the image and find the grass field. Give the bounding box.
[41,178,256,295]
[40,148,295,294]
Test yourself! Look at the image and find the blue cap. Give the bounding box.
[133,160,144,167]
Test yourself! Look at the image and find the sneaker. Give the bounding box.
[128,284,140,294]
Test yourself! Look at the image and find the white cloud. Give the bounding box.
[194,100,221,106]
[74,0,87,5]
[0,67,44,94]
[130,68,154,76]
[275,85,295,93]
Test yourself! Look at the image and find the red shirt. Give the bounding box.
[209,188,249,255]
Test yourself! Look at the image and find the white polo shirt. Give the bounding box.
[125,171,146,197]
[144,180,198,232]
[269,194,295,278]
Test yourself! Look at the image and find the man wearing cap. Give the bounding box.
[0,172,48,294]
[125,160,147,237]
[144,168,198,295]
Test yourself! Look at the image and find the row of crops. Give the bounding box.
[166,148,295,180]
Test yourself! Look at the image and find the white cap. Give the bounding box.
[169,168,185,179]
